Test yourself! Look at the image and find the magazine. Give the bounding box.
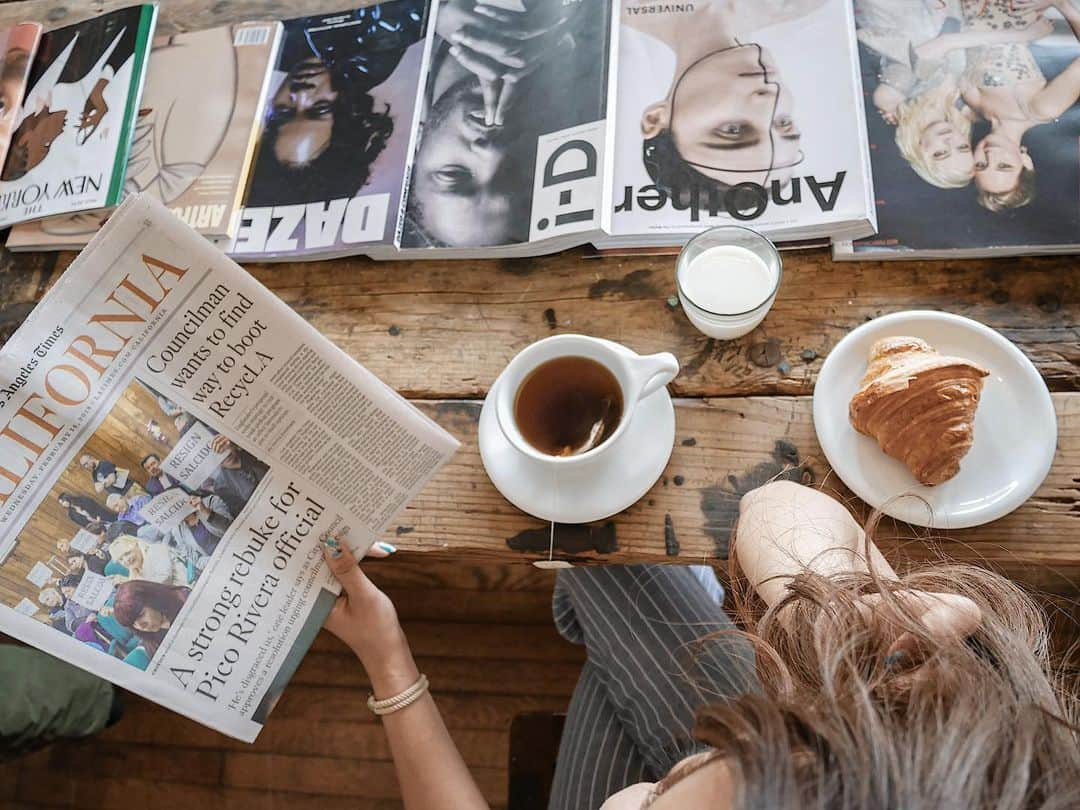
[834,0,1080,260]
[596,0,876,248]
[0,5,157,228]
[0,193,459,741]
[0,22,42,169]
[5,21,284,249]
[227,1,436,262]
[394,0,618,258]
[0,1,891,259]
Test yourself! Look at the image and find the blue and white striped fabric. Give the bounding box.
[548,565,757,810]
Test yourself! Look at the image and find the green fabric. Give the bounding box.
[0,646,114,760]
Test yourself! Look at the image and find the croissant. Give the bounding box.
[848,336,989,486]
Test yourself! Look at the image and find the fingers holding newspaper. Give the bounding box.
[320,535,420,694]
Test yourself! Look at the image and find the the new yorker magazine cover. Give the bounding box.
[0,5,157,228]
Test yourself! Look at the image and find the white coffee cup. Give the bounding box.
[495,334,679,466]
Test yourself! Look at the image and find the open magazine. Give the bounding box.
[834,0,1080,260]
[0,193,459,741]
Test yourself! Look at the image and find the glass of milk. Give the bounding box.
[675,225,782,340]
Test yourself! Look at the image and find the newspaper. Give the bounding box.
[0,193,459,742]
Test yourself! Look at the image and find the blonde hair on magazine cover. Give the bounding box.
[895,82,973,189]
[977,166,1036,212]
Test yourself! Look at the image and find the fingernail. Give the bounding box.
[322,534,343,558]
[449,44,460,57]
[376,542,397,555]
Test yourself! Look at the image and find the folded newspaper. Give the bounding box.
[0,193,459,741]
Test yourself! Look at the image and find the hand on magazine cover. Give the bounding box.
[78,78,110,143]
[320,534,403,667]
[441,0,574,126]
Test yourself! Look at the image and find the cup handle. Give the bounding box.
[632,352,680,401]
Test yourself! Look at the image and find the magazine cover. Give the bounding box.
[0,5,157,228]
[6,21,284,249]
[0,22,42,170]
[601,0,876,246]
[838,0,1080,259]
[397,0,616,253]
[228,1,433,261]
[0,193,459,740]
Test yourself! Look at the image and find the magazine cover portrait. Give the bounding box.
[400,0,614,249]
[852,0,1080,254]
[607,0,872,241]
[0,377,270,673]
[0,22,41,170]
[232,0,430,258]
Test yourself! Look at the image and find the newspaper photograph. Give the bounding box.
[0,193,459,741]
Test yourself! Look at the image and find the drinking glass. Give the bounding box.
[675,225,783,339]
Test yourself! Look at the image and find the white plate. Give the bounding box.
[813,311,1056,529]
[479,374,675,524]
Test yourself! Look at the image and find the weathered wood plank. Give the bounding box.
[395,395,1080,591]
[3,248,1076,398]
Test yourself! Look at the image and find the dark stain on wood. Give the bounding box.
[395,526,415,535]
[46,6,68,22]
[499,257,539,276]
[699,439,813,558]
[543,308,557,329]
[681,437,697,447]
[673,475,685,486]
[388,325,401,336]
[991,289,1010,305]
[433,401,482,423]
[507,522,618,555]
[588,269,656,300]
[0,302,35,345]
[748,339,781,368]
[664,513,679,556]
[1037,293,1061,313]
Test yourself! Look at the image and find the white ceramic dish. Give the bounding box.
[813,311,1056,529]
[479,373,675,524]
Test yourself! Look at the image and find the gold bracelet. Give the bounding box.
[367,673,430,716]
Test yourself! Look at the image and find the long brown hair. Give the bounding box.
[692,515,1080,809]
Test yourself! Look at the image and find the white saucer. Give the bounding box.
[479,375,676,523]
[813,310,1056,529]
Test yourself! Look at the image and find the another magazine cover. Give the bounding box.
[0,5,157,228]
[840,0,1080,258]
[0,22,42,170]
[397,0,616,254]
[228,1,433,261]
[602,0,876,246]
[6,21,284,249]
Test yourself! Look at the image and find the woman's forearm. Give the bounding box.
[365,638,490,810]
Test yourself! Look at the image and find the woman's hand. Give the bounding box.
[320,536,417,693]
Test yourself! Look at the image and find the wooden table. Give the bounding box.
[0,0,1077,594]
